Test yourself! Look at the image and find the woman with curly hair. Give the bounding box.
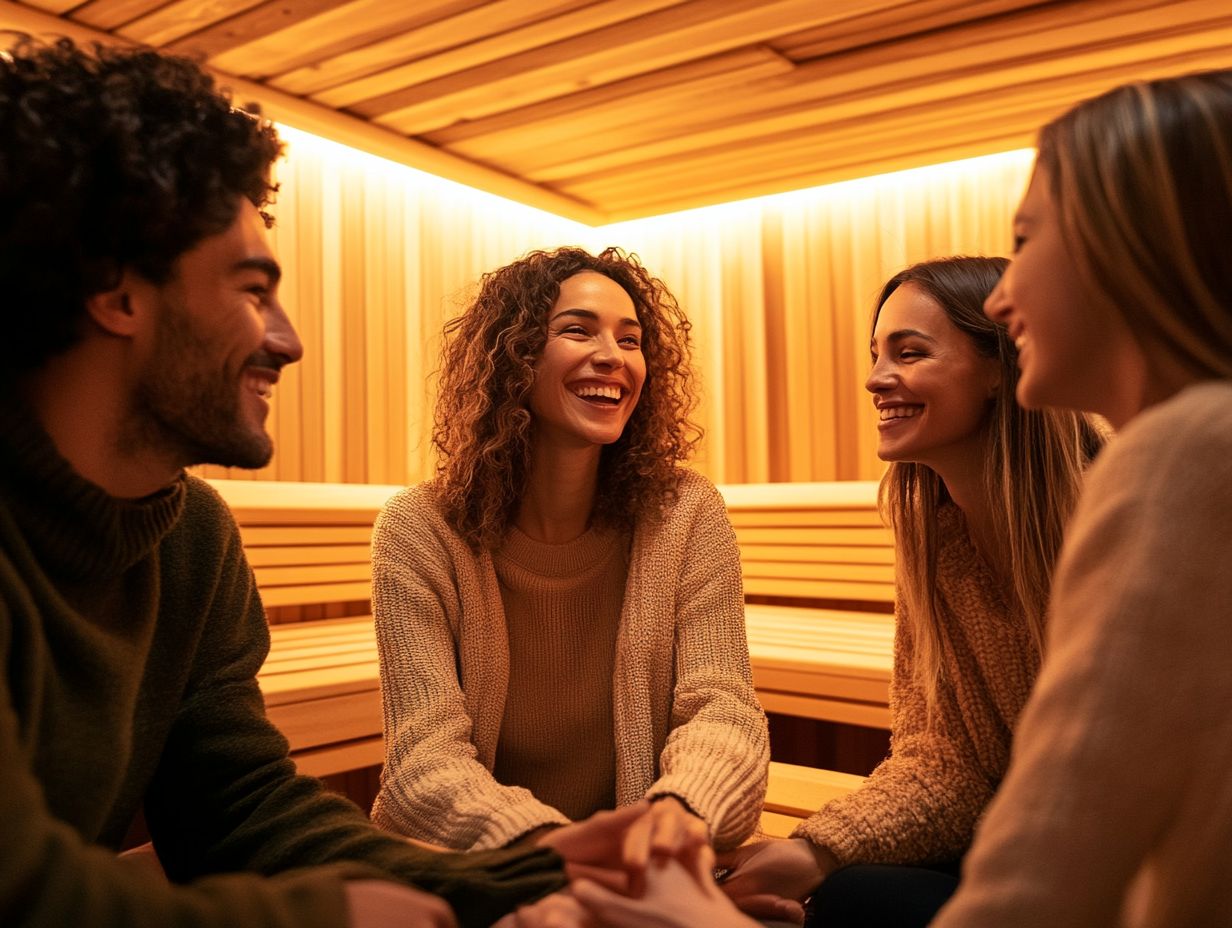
[369,246,769,857]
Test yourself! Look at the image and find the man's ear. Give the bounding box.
[83,272,147,338]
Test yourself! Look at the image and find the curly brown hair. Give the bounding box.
[433,246,701,550]
[0,37,281,374]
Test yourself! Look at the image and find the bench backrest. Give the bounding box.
[717,481,894,609]
[212,478,897,615]
[209,479,400,613]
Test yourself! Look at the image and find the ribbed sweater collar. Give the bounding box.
[495,524,623,580]
[0,395,186,580]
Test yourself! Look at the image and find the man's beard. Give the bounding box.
[130,297,275,471]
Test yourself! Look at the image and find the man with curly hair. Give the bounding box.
[0,37,585,928]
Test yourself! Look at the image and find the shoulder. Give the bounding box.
[373,480,469,559]
[177,475,242,546]
[668,468,726,514]
[1085,381,1232,507]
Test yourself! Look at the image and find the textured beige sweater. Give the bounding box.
[934,381,1232,928]
[370,469,769,852]
[491,525,625,821]
[793,504,1038,866]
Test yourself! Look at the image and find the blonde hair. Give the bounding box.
[875,257,1104,704]
[1037,69,1232,378]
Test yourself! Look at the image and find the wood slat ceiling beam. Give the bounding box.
[6,0,1232,223]
[0,0,606,224]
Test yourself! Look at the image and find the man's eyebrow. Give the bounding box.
[236,256,281,284]
[549,308,642,328]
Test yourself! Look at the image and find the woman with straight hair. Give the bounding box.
[369,246,768,859]
[692,255,1103,928]
[933,68,1232,928]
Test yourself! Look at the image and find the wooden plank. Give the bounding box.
[776,0,1049,60]
[207,0,490,77]
[69,0,167,31]
[740,545,894,566]
[742,578,896,601]
[424,46,795,149]
[259,661,379,702]
[265,688,381,749]
[246,544,371,567]
[274,0,668,98]
[758,809,806,838]
[253,562,370,588]
[740,561,894,584]
[293,736,384,778]
[733,527,892,546]
[259,580,371,607]
[764,761,866,816]
[239,525,374,546]
[166,0,376,59]
[517,0,1212,182]
[719,482,880,509]
[351,0,904,131]
[119,0,267,47]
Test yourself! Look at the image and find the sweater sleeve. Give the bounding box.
[369,488,571,851]
[932,392,1232,928]
[140,485,565,928]
[645,477,770,850]
[791,607,996,866]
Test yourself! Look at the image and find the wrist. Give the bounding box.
[792,837,839,881]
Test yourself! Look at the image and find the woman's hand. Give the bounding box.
[538,801,649,885]
[715,837,834,917]
[572,848,772,928]
[621,795,710,890]
[494,892,596,928]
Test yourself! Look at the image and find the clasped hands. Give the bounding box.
[496,798,810,928]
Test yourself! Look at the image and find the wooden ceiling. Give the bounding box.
[3,0,1231,223]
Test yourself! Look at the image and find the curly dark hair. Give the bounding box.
[0,37,282,372]
[433,246,701,551]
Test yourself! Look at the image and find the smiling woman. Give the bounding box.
[367,246,769,861]
[712,257,1103,928]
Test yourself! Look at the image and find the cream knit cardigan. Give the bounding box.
[369,469,770,852]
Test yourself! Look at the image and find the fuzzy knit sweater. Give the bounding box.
[369,469,770,852]
[0,399,564,928]
[934,381,1232,928]
[793,504,1038,866]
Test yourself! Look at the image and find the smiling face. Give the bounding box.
[984,167,1147,427]
[131,199,303,469]
[529,271,646,450]
[867,282,1001,471]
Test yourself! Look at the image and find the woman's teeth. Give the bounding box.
[879,406,920,421]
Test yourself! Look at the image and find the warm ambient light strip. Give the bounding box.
[277,120,1035,240]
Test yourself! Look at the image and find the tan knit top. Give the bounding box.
[793,504,1039,866]
[370,469,769,852]
[934,381,1232,928]
[491,525,626,821]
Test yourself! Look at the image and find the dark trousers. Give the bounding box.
[804,862,960,928]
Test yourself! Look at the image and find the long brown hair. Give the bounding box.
[433,246,701,551]
[1036,69,1232,380]
[876,257,1104,704]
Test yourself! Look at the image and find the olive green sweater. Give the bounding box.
[0,400,564,928]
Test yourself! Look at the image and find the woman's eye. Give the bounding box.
[899,350,924,360]
[1012,234,1026,253]
[561,324,589,336]
[619,335,641,348]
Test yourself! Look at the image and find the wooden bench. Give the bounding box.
[210,479,398,777]
[211,478,897,777]
[721,482,895,730]
[760,761,867,837]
